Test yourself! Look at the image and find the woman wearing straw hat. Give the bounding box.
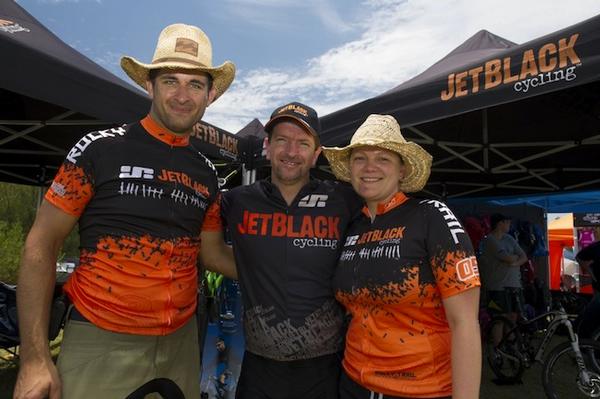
[15,23,236,399]
[323,114,481,399]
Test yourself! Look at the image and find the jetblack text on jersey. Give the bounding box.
[237,210,340,239]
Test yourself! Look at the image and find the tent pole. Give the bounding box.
[242,165,257,186]
[36,166,46,209]
[482,109,488,171]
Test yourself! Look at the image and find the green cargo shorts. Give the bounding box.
[57,314,200,399]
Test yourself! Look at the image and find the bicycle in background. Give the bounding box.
[483,292,600,398]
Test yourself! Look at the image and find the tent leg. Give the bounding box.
[482,109,489,171]
[242,165,256,186]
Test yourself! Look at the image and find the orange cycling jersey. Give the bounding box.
[333,193,480,398]
[46,115,220,335]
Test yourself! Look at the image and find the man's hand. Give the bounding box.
[13,359,61,399]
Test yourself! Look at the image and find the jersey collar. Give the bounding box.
[140,115,190,147]
[362,192,409,218]
[260,178,321,205]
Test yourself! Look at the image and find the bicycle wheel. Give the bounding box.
[542,339,600,399]
[484,315,525,382]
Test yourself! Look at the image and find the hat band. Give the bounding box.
[152,57,209,68]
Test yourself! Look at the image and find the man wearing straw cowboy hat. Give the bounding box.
[14,23,236,399]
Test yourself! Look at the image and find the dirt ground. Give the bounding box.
[480,358,550,399]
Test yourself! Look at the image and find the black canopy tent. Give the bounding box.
[319,14,600,200]
[0,0,244,187]
[0,0,148,186]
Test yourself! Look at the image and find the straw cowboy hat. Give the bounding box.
[322,114,433,193]
[121,23,235,101]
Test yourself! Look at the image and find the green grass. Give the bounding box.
[0,333,63,399]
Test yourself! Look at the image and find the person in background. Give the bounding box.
[480,213,528,323]
[14,23,236,399]
[212,102,362,399]
[575,240,600,338]
[323,114,481,399]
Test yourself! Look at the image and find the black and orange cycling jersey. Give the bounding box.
[46,115,220,336]
[218,179,362,360]
[334,192,480,398]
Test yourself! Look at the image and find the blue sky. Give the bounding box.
[15,0,600,133]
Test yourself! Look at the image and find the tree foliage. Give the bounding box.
[0,221,23,283]
[0,182,80,283]
[0,182,38,230]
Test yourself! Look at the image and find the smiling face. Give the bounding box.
[146,69,216,135]
[266,120,321,190]
[349,146,406,208]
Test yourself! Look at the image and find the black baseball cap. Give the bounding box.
[491,213,511,229]
[264,102,321,141]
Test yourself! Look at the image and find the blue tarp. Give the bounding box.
[448,190,600,213]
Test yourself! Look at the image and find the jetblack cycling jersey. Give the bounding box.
[334,193,480,397]
[46,115,219,335]
[220,179,362,360]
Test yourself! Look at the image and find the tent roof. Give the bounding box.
[383,29,517,93]
[0,1,244,186]
[319,14,600,202]
[0,1,149,123]
[236,118,266,139]
[0,1,149,185]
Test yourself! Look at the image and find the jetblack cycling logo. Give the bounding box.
[237,211,339,238]
[237,210,340,250]
[0,19,30,34]
[157,168,211,198]
[114,167,211,208]
[191,122,239,161]
[441,33,581,99]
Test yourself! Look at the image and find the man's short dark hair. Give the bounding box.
[491,213,511,230]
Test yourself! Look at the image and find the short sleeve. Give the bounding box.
[201,192,223,232]
[45,158,94,217]
[422,199,481,299]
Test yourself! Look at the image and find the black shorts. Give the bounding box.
[235,351,341,399]
[488,287,524,314]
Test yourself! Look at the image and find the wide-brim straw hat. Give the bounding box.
[121,23,235,101]
[322,114,433,193]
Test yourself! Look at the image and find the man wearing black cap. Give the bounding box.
[480,213,527,323]
[213,102,361,398]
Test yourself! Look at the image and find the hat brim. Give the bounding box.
[120,56,235,101]
[264,115,319,140]
[322,141,432,193]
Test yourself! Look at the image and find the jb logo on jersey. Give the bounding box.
[119,165,154,179]
[344,235,359,247]
[298,194,328,208]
